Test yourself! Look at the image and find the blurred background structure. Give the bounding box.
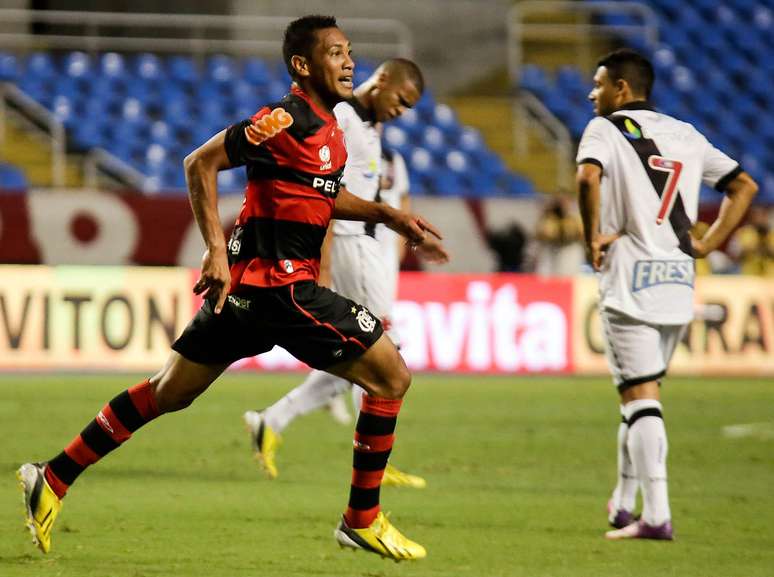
[0,0,772,375]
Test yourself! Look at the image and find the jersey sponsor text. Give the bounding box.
[632,259,694,292]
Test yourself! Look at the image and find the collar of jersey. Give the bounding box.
[615,100,655,112]
[347,96,376,123]
[289,85,335,122]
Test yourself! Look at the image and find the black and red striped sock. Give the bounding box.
[345,395,402,528]
[43,380,159,499]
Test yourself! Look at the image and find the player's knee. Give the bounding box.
[149,373,197,413]
[381,362,411,399]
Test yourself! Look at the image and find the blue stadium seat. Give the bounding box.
[408,146,435,177]
[0,163,28,190]
[26,52,56,79]
[168,55,198,84]
[99,52,127,79]
[134,53,164,82]
[429,170,466,196]
[243,57,271,87]
[383,125,411,157]
[0,52,18,81]
[63,52,92,80]
[519,64,548,95]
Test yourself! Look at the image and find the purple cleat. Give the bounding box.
[607,499,637,529]
[605,520,674,541]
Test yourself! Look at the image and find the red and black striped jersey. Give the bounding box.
[223,85,347,290]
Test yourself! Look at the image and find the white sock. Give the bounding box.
[624,399,671,526]
[264,370,349,434]
[611,405,638,514]
[351,384,366,415]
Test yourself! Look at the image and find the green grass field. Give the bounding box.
[1,373,772,577]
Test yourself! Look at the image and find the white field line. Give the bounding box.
[722,423,774,440]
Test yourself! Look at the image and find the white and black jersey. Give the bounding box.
[577,102,741,325]
[376,149,410,301]
[332,98,382,236]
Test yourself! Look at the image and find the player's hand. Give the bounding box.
[588,232,621,271]
[411,234,450,264]
[691,236,710,258]
[387,211,443,245]
[194,246,231,314]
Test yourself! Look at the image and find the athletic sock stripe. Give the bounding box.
[354,433,395,453]
[47,452,83,486]
[350,469,385,489]
[98,404,132,443]
[81,419,120,456]
[109,390,145,432]
[344,505,380,529]
[355,412,397,436]
[348,486,381,510]
[353,449,393,471]
[628,407,663,427]
[64,435,100,467]
[360,396,402,418]
[127,380,159,421]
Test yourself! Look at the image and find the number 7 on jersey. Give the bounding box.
[648,155,684,225]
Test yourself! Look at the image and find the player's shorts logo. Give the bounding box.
[283,259,294,273]
[227,295,251,310]
[319,145,332,170]
[632,259,695,292]
[356,308,376,333]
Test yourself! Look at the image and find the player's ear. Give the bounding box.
[291,55,310,78]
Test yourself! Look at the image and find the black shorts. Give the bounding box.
[172,281,383,370]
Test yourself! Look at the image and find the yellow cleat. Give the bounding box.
[16,463,62,554]
[382,463,427,489]
[243,410,281,479]
[334,512,427,561]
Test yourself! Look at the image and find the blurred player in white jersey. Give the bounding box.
[243,59,445,487]
[330,146,413,419]
[576,49,758,540]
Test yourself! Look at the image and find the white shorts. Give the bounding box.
[600,307,687,392]
[331,235,395,335]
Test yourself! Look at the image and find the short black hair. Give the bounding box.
[382,58,425,95]
[597,49,654,99]
[282,15,338,78]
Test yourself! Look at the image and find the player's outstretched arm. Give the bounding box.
[334,186,443,243]
[692,171,758,258]
[183,130,233,313]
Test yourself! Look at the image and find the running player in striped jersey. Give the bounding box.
[576,49,758,540]
[17,16,445,561]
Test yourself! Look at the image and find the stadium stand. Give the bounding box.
[517,0,773,203]
[0,50,535,198]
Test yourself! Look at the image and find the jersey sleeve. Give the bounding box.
[224,119,253,167]
[700,137,742,191]
[576,117,612,171]
[224,105,292,167]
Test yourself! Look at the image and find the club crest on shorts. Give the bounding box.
[355,307,376,333]
[283,259,294,273]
